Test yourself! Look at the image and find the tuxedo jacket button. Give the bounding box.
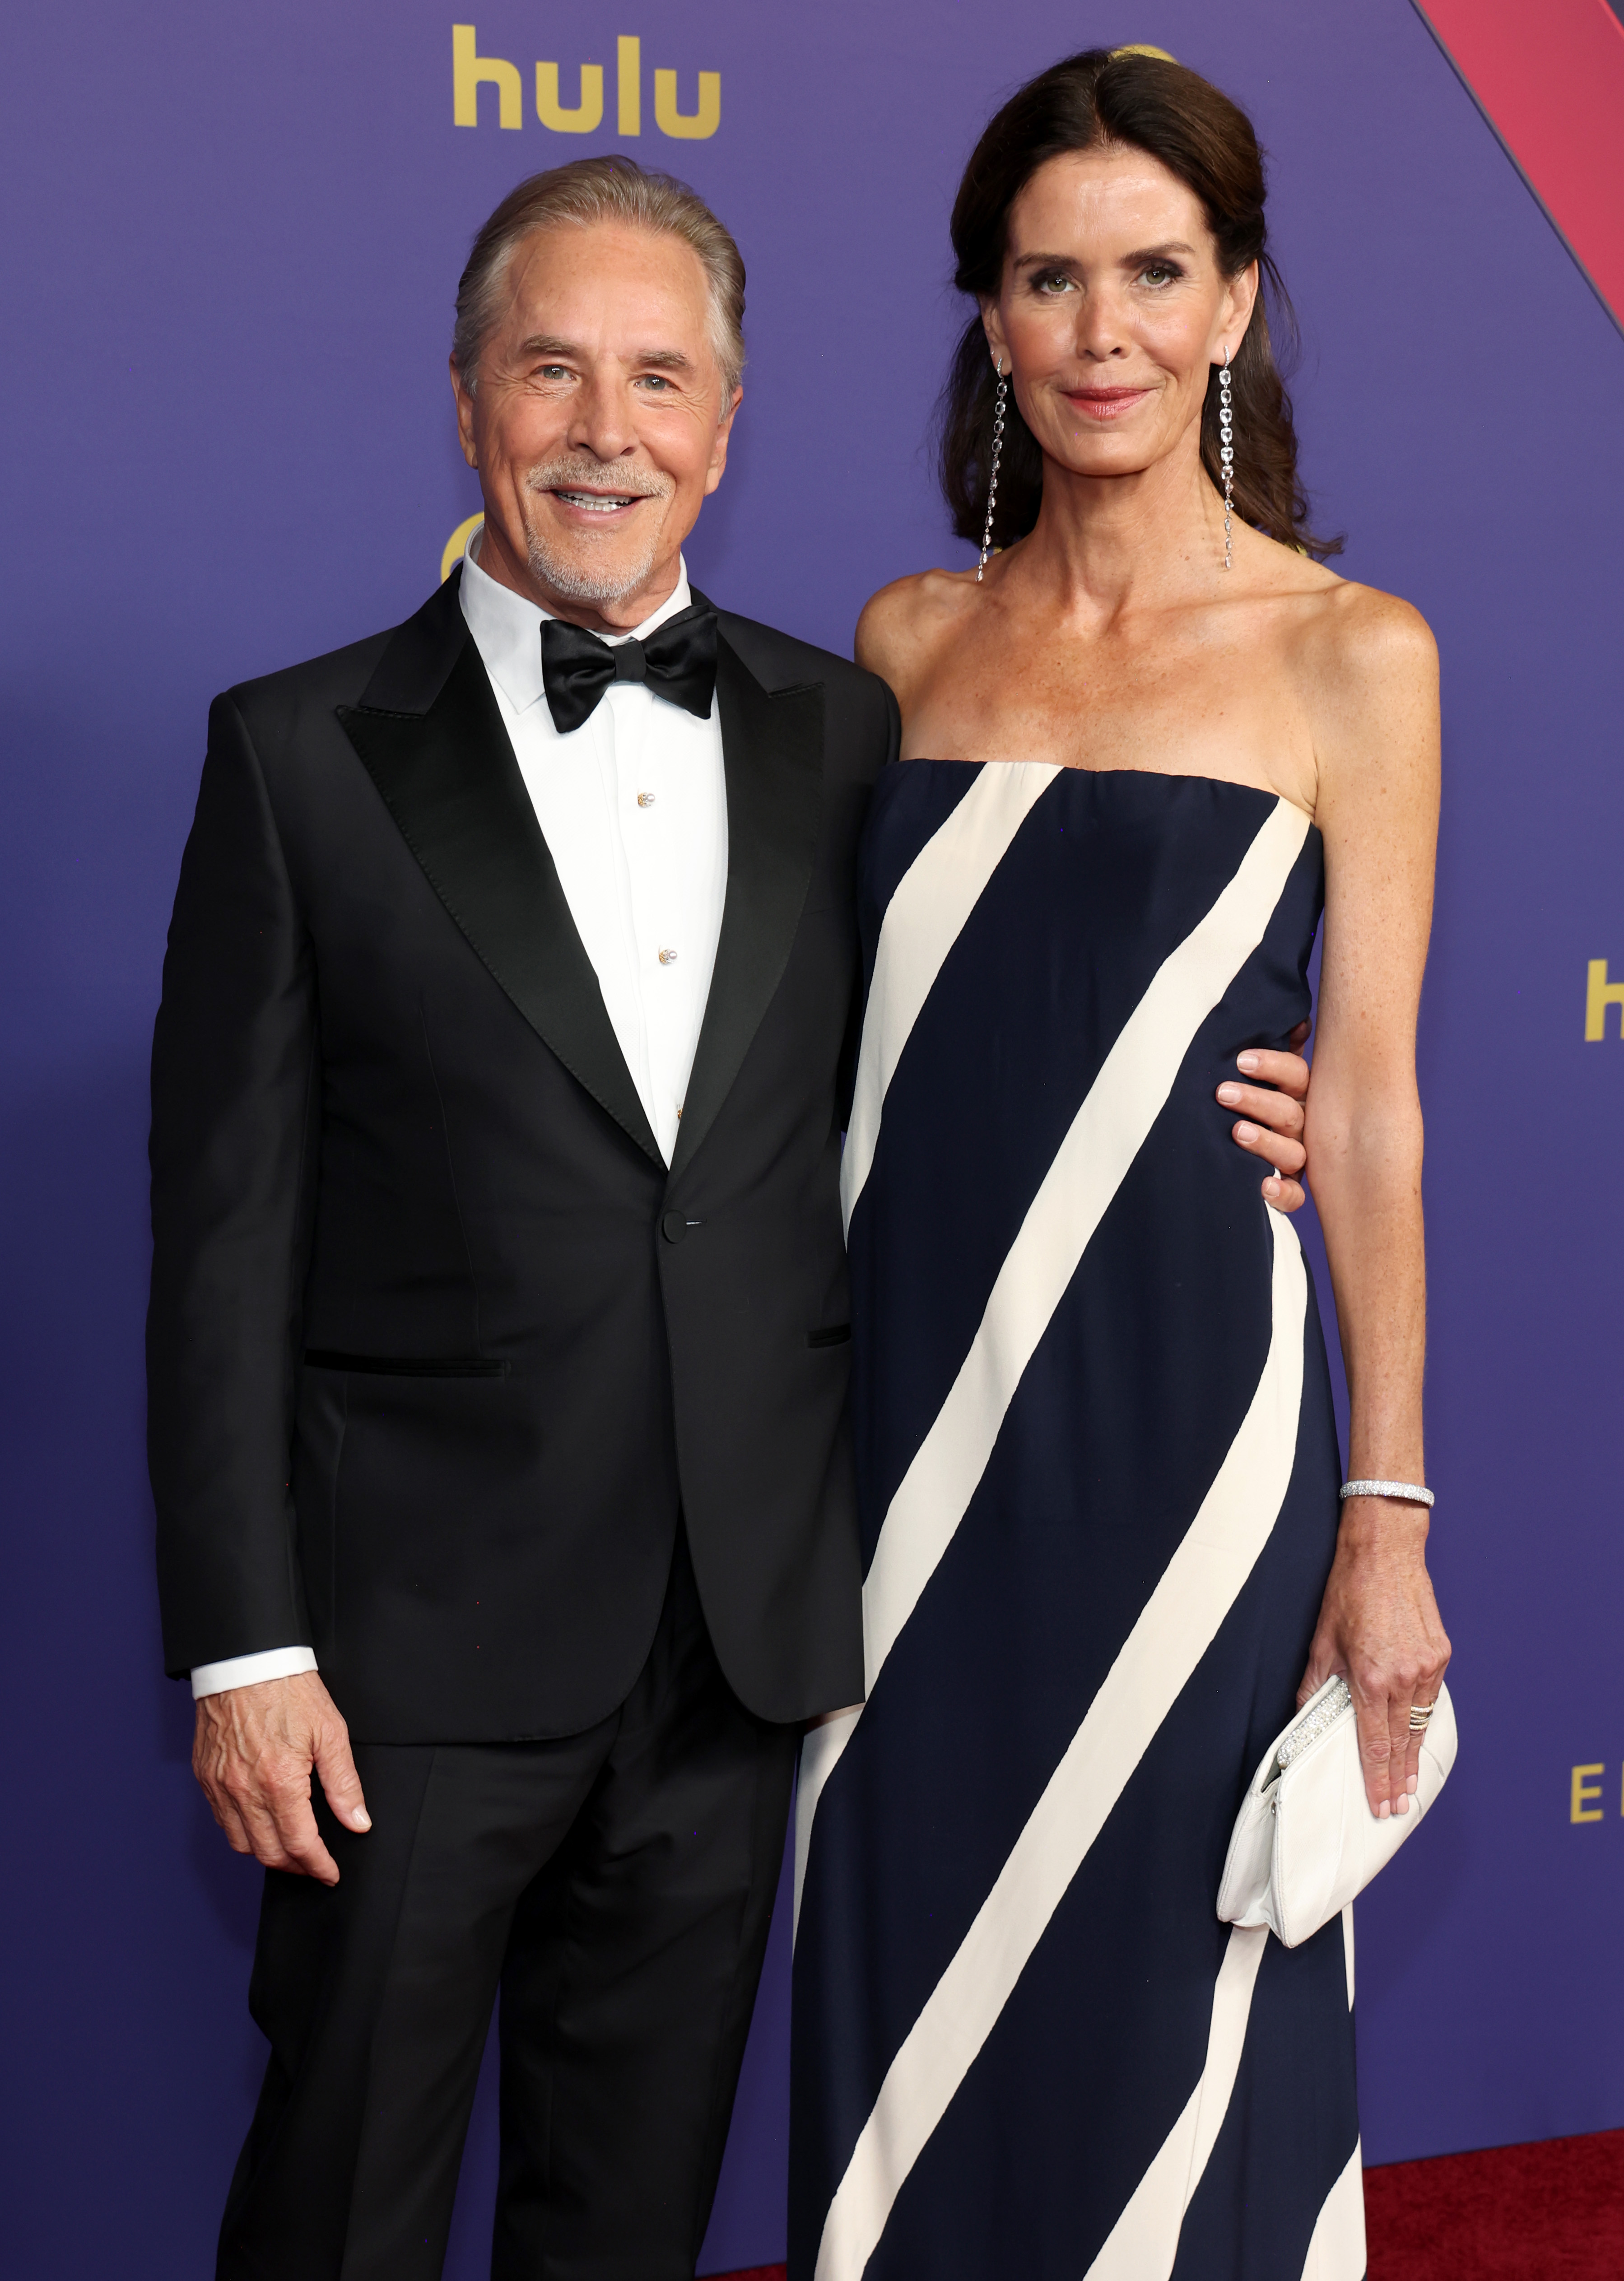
[661,1210,687,1244]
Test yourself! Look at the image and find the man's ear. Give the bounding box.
[451,357,479,470]
[705,384,745,494]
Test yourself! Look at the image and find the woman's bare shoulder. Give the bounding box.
[1290,577,1439,811]
[855,565,979,690]
[1246,528,1433,664]
[1303,576,1438,708]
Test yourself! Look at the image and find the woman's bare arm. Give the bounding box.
[1297,587,1450,1815]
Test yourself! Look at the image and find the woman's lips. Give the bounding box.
[1066,387,1153,421]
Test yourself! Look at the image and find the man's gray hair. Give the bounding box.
[452,156,746,399]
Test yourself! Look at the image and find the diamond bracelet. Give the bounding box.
[1340,1479,1434,1509]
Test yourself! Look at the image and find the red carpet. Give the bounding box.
[711,2130,1624,2280]
[1366,2128,1624,2279]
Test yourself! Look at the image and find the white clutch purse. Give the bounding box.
[1217,1673,1457,1947]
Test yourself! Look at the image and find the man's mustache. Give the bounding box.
[526,458,675,501]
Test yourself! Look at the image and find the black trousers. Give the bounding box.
[217,1537,799,2281]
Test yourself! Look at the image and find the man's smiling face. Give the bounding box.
[453,219,741,632]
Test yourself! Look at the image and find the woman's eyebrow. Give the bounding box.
[1011,240,1198,271]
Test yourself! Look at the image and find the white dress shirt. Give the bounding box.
[457,541,728,1162]
[191,542,729,1698]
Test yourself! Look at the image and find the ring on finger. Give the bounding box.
[1408,1701,1437,1732]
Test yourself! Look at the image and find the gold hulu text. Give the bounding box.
[452,28,720,140]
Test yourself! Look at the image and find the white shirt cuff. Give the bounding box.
[191,1645,319,1699]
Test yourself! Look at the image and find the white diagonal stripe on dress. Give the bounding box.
[796,797,1310,1931]
[1300,2142,1365,2280]
[794,1707,861,1943]
[797,763,1059,1911]
[861,796,1310,1693]
[813,1212,1309,2281]
[1080,1923,1270,2281]
[841,761,1058,1234]
[1082,1740,1358,2276]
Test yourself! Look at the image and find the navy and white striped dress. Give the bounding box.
[791,762,1364,2281]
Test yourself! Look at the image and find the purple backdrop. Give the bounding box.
[5,2,1623,2272]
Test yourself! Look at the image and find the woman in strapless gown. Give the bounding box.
[791,50,1448,2281]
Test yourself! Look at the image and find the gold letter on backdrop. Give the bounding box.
[1584,959,1624,1040]
[1571,1764,1605,1823]
[442,514,485,583]
[452,25,522,129]
[618,36,641,134]
[536,62,605,133]
[654,67,720,139]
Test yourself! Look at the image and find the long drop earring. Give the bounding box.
[977,356,1008,582]
[1218,347,1234,572]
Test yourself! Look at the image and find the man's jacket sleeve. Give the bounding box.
[148,694,318,1677]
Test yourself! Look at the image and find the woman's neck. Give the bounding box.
[1013,436,1225,620]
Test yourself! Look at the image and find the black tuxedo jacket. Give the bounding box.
[148,569,895,1740]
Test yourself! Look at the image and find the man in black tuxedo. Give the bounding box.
[149,158,1313,2280]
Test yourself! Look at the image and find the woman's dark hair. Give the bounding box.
[940,48,1339,559]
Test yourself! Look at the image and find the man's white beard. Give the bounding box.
[521,457,674,605]
[524,521,663,605]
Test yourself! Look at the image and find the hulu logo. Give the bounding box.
[453,26,720,140]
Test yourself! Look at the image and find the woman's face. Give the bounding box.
[984,144,1256,487]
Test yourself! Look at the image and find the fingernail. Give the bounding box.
[1235,1121,1258,1142]
[1396,1795,1409,1815]
[352,1811,372,1830]
[1217,1083,1241,1104]
[1238,1052,1260,1072]
[1407,1774,1419,1795]
[1377,1799,1391,1820]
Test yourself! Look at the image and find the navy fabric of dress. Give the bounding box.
[790,762,1364,2281]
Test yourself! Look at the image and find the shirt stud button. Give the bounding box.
[637,791,656,807]
[658,947,678,965]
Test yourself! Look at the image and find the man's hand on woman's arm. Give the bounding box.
[1218,1018,1313,1211]
[193,1672,371,1886]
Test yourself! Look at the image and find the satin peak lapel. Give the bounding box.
[672,626,824,1177]
[337,588,662,1167]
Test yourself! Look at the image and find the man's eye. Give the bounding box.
[638,374,672,390]
[536,364,571,380]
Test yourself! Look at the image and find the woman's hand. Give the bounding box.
[1296,1500,1451,1818]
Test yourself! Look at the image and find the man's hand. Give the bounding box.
[192,1671,370,1885]
[1218,1018,1312,1211]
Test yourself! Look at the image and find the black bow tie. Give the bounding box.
[540,601,718,736]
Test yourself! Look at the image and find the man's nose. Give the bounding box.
[567,370,637,461]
